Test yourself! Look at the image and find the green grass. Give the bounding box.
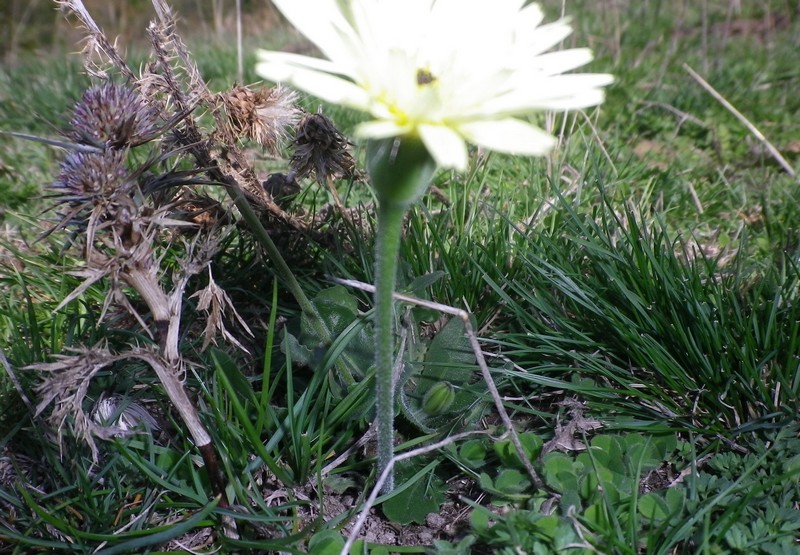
[2,1,800,553]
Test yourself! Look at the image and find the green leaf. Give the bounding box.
[459,439,487,468]
[382,460,446,525]
[664,486,685,515]
[543,452,577,493]
[399,316,484,432]
[533,515,561,540]
[723,523,749,550]
[626,435,662,472]
[307,530,345,555]
[470,505,493,534]
[559,489,582,512]
[585,503,609,529]
[653,434,678,459]
[494,469,531,497]
[283,286,375,383]
[638,492,669,522]
[424,316,477,383]
[494,433,542,468]
[404,271,447,295]
[579,471,599,501]
[431,535,476,555]
[281,331,315,368]
[210,348,256,406]
[591,435,625,473]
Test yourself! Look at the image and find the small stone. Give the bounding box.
[426,513,446,529]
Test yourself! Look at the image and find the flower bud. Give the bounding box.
[366,136,436,208]
[422,381,456,416]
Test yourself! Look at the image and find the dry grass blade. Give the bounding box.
[0,348,33,415]
[683,63,796,177]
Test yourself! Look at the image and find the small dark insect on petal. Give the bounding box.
[416,68,437,86]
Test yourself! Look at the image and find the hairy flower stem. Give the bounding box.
[366,137,436,494]
[374,200,406,493]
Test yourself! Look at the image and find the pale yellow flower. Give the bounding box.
[256,0,612,171]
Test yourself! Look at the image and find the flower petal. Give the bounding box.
[458,119,556,156]
[522,20,574,56]
[470,73,614,116]
[532,48,595,75]
[418,124,469,170]
[268,0,354,65]
[255,60,372,110]
[355,120,413,139]
[255,50,347,77]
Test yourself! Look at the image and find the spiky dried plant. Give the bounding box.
[31,3,306,535]
[34,76,230,494]
[67,83,161,148]
[287,109,360,218]
[32,5,360,542]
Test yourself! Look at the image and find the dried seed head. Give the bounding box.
[222,85,298,152]
[290,111,356,184]
[53,149,130,204]
[68,83,159,148]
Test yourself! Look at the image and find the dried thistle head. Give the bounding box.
[221,85,298,153]
[290,110,356,184]
[53,149,131,206]
[48,147,158,253]
[67,82,160,148]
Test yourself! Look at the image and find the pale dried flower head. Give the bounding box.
[91,394,160,436]
[221,84,298,153]
[33,347,124,461]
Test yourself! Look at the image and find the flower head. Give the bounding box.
[221,84,299,153]
[256,0,612,171]
[53,149,130,205]
[68,83,159,148]
[290,110,356,184]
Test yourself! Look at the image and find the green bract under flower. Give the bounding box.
[256,0,612,171]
